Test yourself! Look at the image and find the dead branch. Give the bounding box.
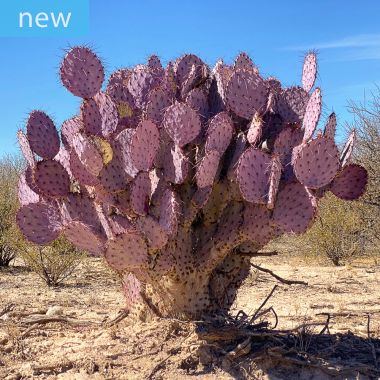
[238,250,279,257]
[0,303,15,318]
[250,263,308,285]
[226,337,252,360]
[317,310,380,317]
[251,285,278,322]
[319,313,331,335]
[20,315,98,327]
[103,309,130,328]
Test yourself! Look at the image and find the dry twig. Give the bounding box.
[251,263,308,285]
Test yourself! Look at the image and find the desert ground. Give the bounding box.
[1,253,379,380]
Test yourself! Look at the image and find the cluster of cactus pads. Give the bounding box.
[16,47,367,318]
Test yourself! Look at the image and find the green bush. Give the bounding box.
[349,92,380,252]
[0,155,24,266]
[20,236,86,286]
[304,193,365,265]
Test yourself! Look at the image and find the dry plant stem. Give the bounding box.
[318,313,330,335]
[0,302,15,317]
[238,250,279,257]
[103,309,130,328]
[251,285,278,321]
[250,263,308,285]
[21,315,98,327]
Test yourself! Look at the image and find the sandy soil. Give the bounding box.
[0,256,379,380]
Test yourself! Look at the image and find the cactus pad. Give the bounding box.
[122,273,142,310]
[70,152,99,187]
[18,130,35,168]
[127,65,159,108]
[226,70,268,119]
[108,68,130,87]
[61,117,82,148]
[324,112,337,139]
[60,193,101,231]
[18,172,40,206]
[276,87,309,123]
[145,87,172,124]
[105,231,148,271]
[227,132,247,179]
[26,111,60,159]
[302,52,317,93]
[174,54,204,86]
[130,172,151,216]
[205,112,234,154]
[81,92,118,137]
[196,150,221,188]
[17,202,61,244]
[247,113,263,146]
[159,189,179,237]
[34,160,70,197]
[186,88,209,120]
[330,164,368,200]
[273,181,316,233]
[60,47,104,98]
[234,52,257,72]
[340,130,356,168]
[163,144,189,184]
[293,136,340,189]
[163,102,201,147]
[72,133,103,176]
[192,186,213,208]
[64,221,105,256]
[130,120,160,171]
[302,88,322,142]
[237,148,272,203]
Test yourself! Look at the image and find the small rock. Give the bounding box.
[46,306,63,317]
[4,345,12,353]
[0,337,9,345]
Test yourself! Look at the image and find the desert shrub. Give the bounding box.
[20,236,86,286]
[303,193,365,265]
[0,155,24,266]
[348,91,380,252]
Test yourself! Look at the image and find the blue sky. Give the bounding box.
[1,0,380,156]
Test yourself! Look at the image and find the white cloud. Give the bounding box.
[284,33,380,51]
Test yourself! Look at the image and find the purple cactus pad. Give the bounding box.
[293,136,340,189]
[16,202,61,244]
[163,102,201,147]
[105,231,148,271]
[226,70,268,119]
[330,164,368,200]
[26,111,60,159]
[302,88,322,143]
[60,47,104,98]
[34,160,70,197]
[272,181,316,234]
[237,148,272,203]
[196,150,221,188]
[302,52,317,93]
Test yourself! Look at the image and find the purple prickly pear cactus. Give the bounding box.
[16,47,368,319]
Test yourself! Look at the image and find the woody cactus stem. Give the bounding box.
[16,49,368,319]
